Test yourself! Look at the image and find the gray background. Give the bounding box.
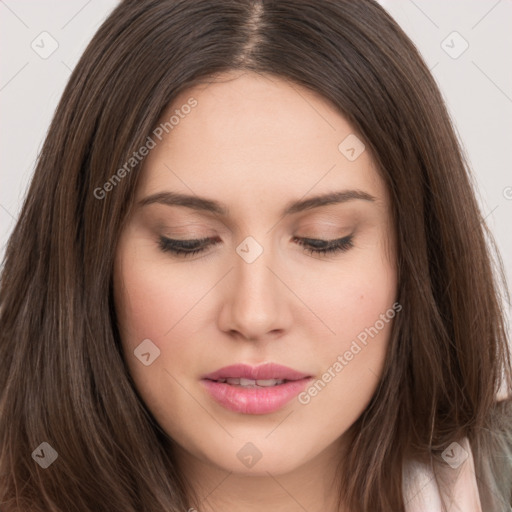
[1,0,511,329]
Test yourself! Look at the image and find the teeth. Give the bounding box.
[220,377,285,387]
[255,379,285,387]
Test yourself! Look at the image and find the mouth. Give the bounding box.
[206,377,290,387]
[201,363,312,415]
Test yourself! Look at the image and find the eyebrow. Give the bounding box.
[138,189,376,216]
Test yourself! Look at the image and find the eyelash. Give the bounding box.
[158,235,354,258]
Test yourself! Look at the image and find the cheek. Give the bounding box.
[114,248,205,350]
[302,248,397,349]
[113,245,215,410]
[113,248,208,418]
[294,251,397,421]
[295,246,396,382]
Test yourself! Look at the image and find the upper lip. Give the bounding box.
[202,363,310,381]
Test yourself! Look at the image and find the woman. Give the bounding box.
[1,1,511,511]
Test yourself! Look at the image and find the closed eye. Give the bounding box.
[292,236,353,255]
[158,235,354,258]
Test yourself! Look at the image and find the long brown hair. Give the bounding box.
[1,0,511,510]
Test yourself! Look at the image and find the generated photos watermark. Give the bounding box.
[298,301,402,405]
[94,97,198,200]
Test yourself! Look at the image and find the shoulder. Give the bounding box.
[402,437,482,512]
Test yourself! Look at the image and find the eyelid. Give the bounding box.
[157,234,354,258]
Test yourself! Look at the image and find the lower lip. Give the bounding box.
[201,378,312,414]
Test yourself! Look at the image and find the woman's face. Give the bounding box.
[114,71,398,477]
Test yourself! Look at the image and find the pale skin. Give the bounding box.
[113,71,398,512]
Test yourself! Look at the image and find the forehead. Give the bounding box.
[137,71,386,216]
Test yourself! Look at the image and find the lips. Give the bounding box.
[201,363,312,414]
[202,363,309,382]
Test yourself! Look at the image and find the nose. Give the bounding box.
[217,242,293,342]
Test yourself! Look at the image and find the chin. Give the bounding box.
[180,433,324,477]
